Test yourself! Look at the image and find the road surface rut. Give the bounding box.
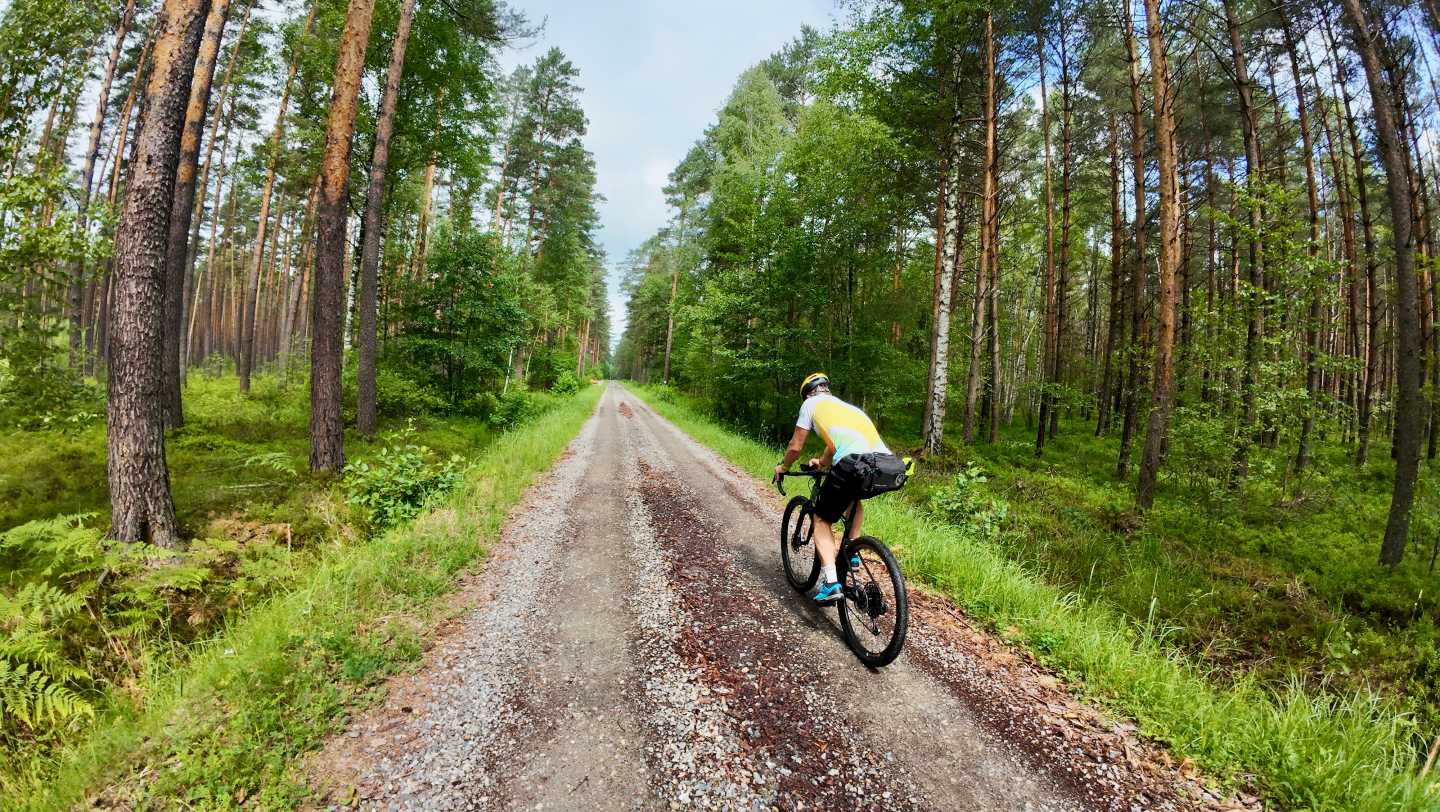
[306,384,1250,811]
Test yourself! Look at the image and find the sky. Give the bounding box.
[496,0,837,348]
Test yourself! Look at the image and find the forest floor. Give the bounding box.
[303,384,1248,811]
[0,372,494,539]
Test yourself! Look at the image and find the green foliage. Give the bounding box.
[392,232,530,407]
[0,515,302,753]
[345,426,463,531]
[1,385,600,809]
[485,388,557,431]
[926,464,1009,539]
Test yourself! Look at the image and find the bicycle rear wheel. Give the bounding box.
[837,536,908,667]
[780,495,819,592]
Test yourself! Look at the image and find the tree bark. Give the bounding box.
[309,0,376,473]
[962,17,996,445]
[1117,8,1148,479]
[1035,23,1057,456]
[1050,18,1074,441]
[1136,0,1179,509]
[1279,3,1322,477]
[356,0,415,436]
[108,0,211,547]
[160,0,234,429]
[1340,0,1425,566]
[1097,111,1124,436]
[924,51,963,456]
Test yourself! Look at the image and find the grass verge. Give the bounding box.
[4,384,602,811]
[626,383,1439,812]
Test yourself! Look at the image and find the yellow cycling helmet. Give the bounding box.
[800,372,829,400]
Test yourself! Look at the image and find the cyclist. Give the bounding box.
[772,373,904,604]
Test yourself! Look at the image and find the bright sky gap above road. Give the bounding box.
[496,0,837,348]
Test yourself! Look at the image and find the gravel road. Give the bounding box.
[306,383,1252,811]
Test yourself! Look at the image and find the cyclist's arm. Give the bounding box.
[778,426,809,471]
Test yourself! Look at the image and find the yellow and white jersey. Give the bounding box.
[796,393,890,462]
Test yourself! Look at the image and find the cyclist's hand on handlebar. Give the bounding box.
[772,464,787,485]
[805,458,824,472]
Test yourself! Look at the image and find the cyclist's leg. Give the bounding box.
[812,515,838,568]
[846,500,864,541]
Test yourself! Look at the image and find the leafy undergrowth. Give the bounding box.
[910,422,1440,745]
[628,382,1440,812]
[0,372,593,807]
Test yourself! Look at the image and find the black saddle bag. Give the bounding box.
[854,452,908,498]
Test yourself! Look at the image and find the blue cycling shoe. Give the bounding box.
[813,581,844,604]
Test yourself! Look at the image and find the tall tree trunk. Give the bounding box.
[1097,111,1124,436]
[963,17,996,445]
[410,89,445,279]
[310,0,375,473]
[108,0,212,546]
[1280,3,1322,477]
[71,0,137,370]
[924,52,963,456]
[1137,0,1179,509]
[160,0,235,429]
[1224,0,1265,488]
[1340,0,1425,566]
[1324,15,1382,467]
[1117,7,1148,479]
[662,259,678,385]
[1050,19,1074,441]
[240,2,313,393]
[1036,24,1057,456]
[356,0,416,436]
[177,3,252,378]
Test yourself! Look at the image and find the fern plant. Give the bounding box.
[0,583,94,735]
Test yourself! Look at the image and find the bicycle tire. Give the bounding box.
[780,495,819,592]
[837,535,909,667]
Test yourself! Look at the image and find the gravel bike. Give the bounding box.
[776,465,909,667]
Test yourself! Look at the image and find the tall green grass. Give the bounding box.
[627,383,1439,812]
[3,384,602,811]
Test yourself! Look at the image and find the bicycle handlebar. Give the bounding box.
[774,463,824,496]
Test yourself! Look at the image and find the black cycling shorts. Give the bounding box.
[813,454,868,523]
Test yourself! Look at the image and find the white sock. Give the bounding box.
[822,563,837,584]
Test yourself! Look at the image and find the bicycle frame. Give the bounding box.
[777,467,860,575]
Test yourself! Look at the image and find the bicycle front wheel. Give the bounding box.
[780,495,819,592]
[837,535,909,667]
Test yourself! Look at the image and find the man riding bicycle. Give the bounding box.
[772,373,906,604]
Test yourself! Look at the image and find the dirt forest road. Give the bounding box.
[307,383,1249,811]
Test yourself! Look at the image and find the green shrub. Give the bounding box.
[927,464,1009,539]
[374,368,448,417]
[487,389,550,431]
[551,369,581,396]
[345,428,463,530]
